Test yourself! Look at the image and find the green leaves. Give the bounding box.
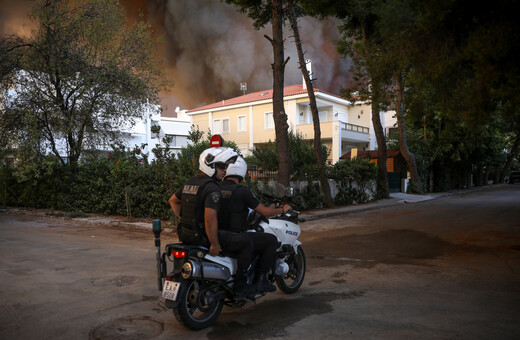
[328,157,377,205]
[246,130,326,180]
[1,0,170,166]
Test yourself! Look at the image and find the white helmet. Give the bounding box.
[225,156,248,181]
[199,147,238,177]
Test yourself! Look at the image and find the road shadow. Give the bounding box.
[305,229,484,268]
[208,291,364,339]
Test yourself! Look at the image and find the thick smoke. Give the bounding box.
[128,0,353,116]
[1,0,353,116]
[0,0,34,38]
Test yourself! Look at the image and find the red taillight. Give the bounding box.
[172,251,186,258]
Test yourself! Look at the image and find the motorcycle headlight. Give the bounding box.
[181,262,193,279]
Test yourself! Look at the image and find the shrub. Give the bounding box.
[328,157,377,205]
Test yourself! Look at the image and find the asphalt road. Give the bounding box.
[1,184,519,339]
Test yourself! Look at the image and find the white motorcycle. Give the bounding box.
[153,189,306,330]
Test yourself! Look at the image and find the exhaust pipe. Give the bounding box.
[182,260,231,281]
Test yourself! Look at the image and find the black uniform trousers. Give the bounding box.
[246,232,278,274]
[218,230,253,277]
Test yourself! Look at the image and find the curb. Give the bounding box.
[300,200,405,221]
[299,184,499,221]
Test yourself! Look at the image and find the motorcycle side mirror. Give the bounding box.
[285,187,294,197]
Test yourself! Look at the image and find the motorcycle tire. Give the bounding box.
[276,245,306,294]
[173,279,224,330]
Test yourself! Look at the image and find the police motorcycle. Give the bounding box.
[153,182,306,330]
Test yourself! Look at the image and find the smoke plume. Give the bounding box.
[1,0,353,116]
[121,0,353,116]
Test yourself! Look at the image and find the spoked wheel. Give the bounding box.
[276,245,306,294]
[173,280,224,330]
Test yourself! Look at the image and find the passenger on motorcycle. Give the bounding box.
[219,156,293,295]
[168,147,253,299]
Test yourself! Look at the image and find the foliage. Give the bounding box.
[0,0,171,166]
[314,0,519,188]
[0,126,247,220]
[328,157,377,205]
[247,130,327,181]
[244,176,324,211]
[290,182,324,211]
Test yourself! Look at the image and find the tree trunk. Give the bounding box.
[475,165,483,186]
[269,0,290,186]
[124,184,131,217]
[395,74,423,193]
[288,2,333,207]
[493,166,500,184]
[371,91,389,199]
[499,134,519,183]
[483,166,490,186]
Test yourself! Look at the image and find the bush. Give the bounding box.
[328,157,377,205]
[291,182,324,211]
[1,125,381,217]
[247,130,327,181]
[1,125,244,220]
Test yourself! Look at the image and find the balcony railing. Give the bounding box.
[341,122,369,134]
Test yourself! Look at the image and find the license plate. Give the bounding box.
[162,280,180,301]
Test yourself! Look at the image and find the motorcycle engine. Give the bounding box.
[274,259,290,276]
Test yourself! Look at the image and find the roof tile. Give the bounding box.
[187,84,344,113]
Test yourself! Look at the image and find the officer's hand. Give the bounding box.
[283,204,293,212]
[209,244,221,256]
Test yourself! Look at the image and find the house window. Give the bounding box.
[237,115,246,132]
[319,110,328,123]
[265,112,274,129]
[386,127,398,138]
[165,134,177,146]
[299,111,306,125]
[213,118,230,134]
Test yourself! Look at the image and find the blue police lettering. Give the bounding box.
[286,230,298,236]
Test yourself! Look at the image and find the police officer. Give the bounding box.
[219,156,293,294]
[169,147,253,299]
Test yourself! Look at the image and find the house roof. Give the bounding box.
[187,84,348,114]
[340,149,401,160]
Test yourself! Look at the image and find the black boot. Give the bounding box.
[256,273,276,293]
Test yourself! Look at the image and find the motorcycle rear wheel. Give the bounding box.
[276,245,306,294]
[173,279,224,330]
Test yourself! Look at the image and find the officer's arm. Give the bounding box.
[169,193,182,219]
[205,207,221,256]
[254,203,292,217]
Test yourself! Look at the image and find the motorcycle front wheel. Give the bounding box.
[173,279,224,330]
[276,245,306,294]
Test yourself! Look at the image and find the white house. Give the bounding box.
[118,106,192,160]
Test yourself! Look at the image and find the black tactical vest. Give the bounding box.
[178,175,214,245]
[219,180,249,233]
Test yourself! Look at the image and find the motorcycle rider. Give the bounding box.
[168,147,253,299]
[219,156,293,294]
